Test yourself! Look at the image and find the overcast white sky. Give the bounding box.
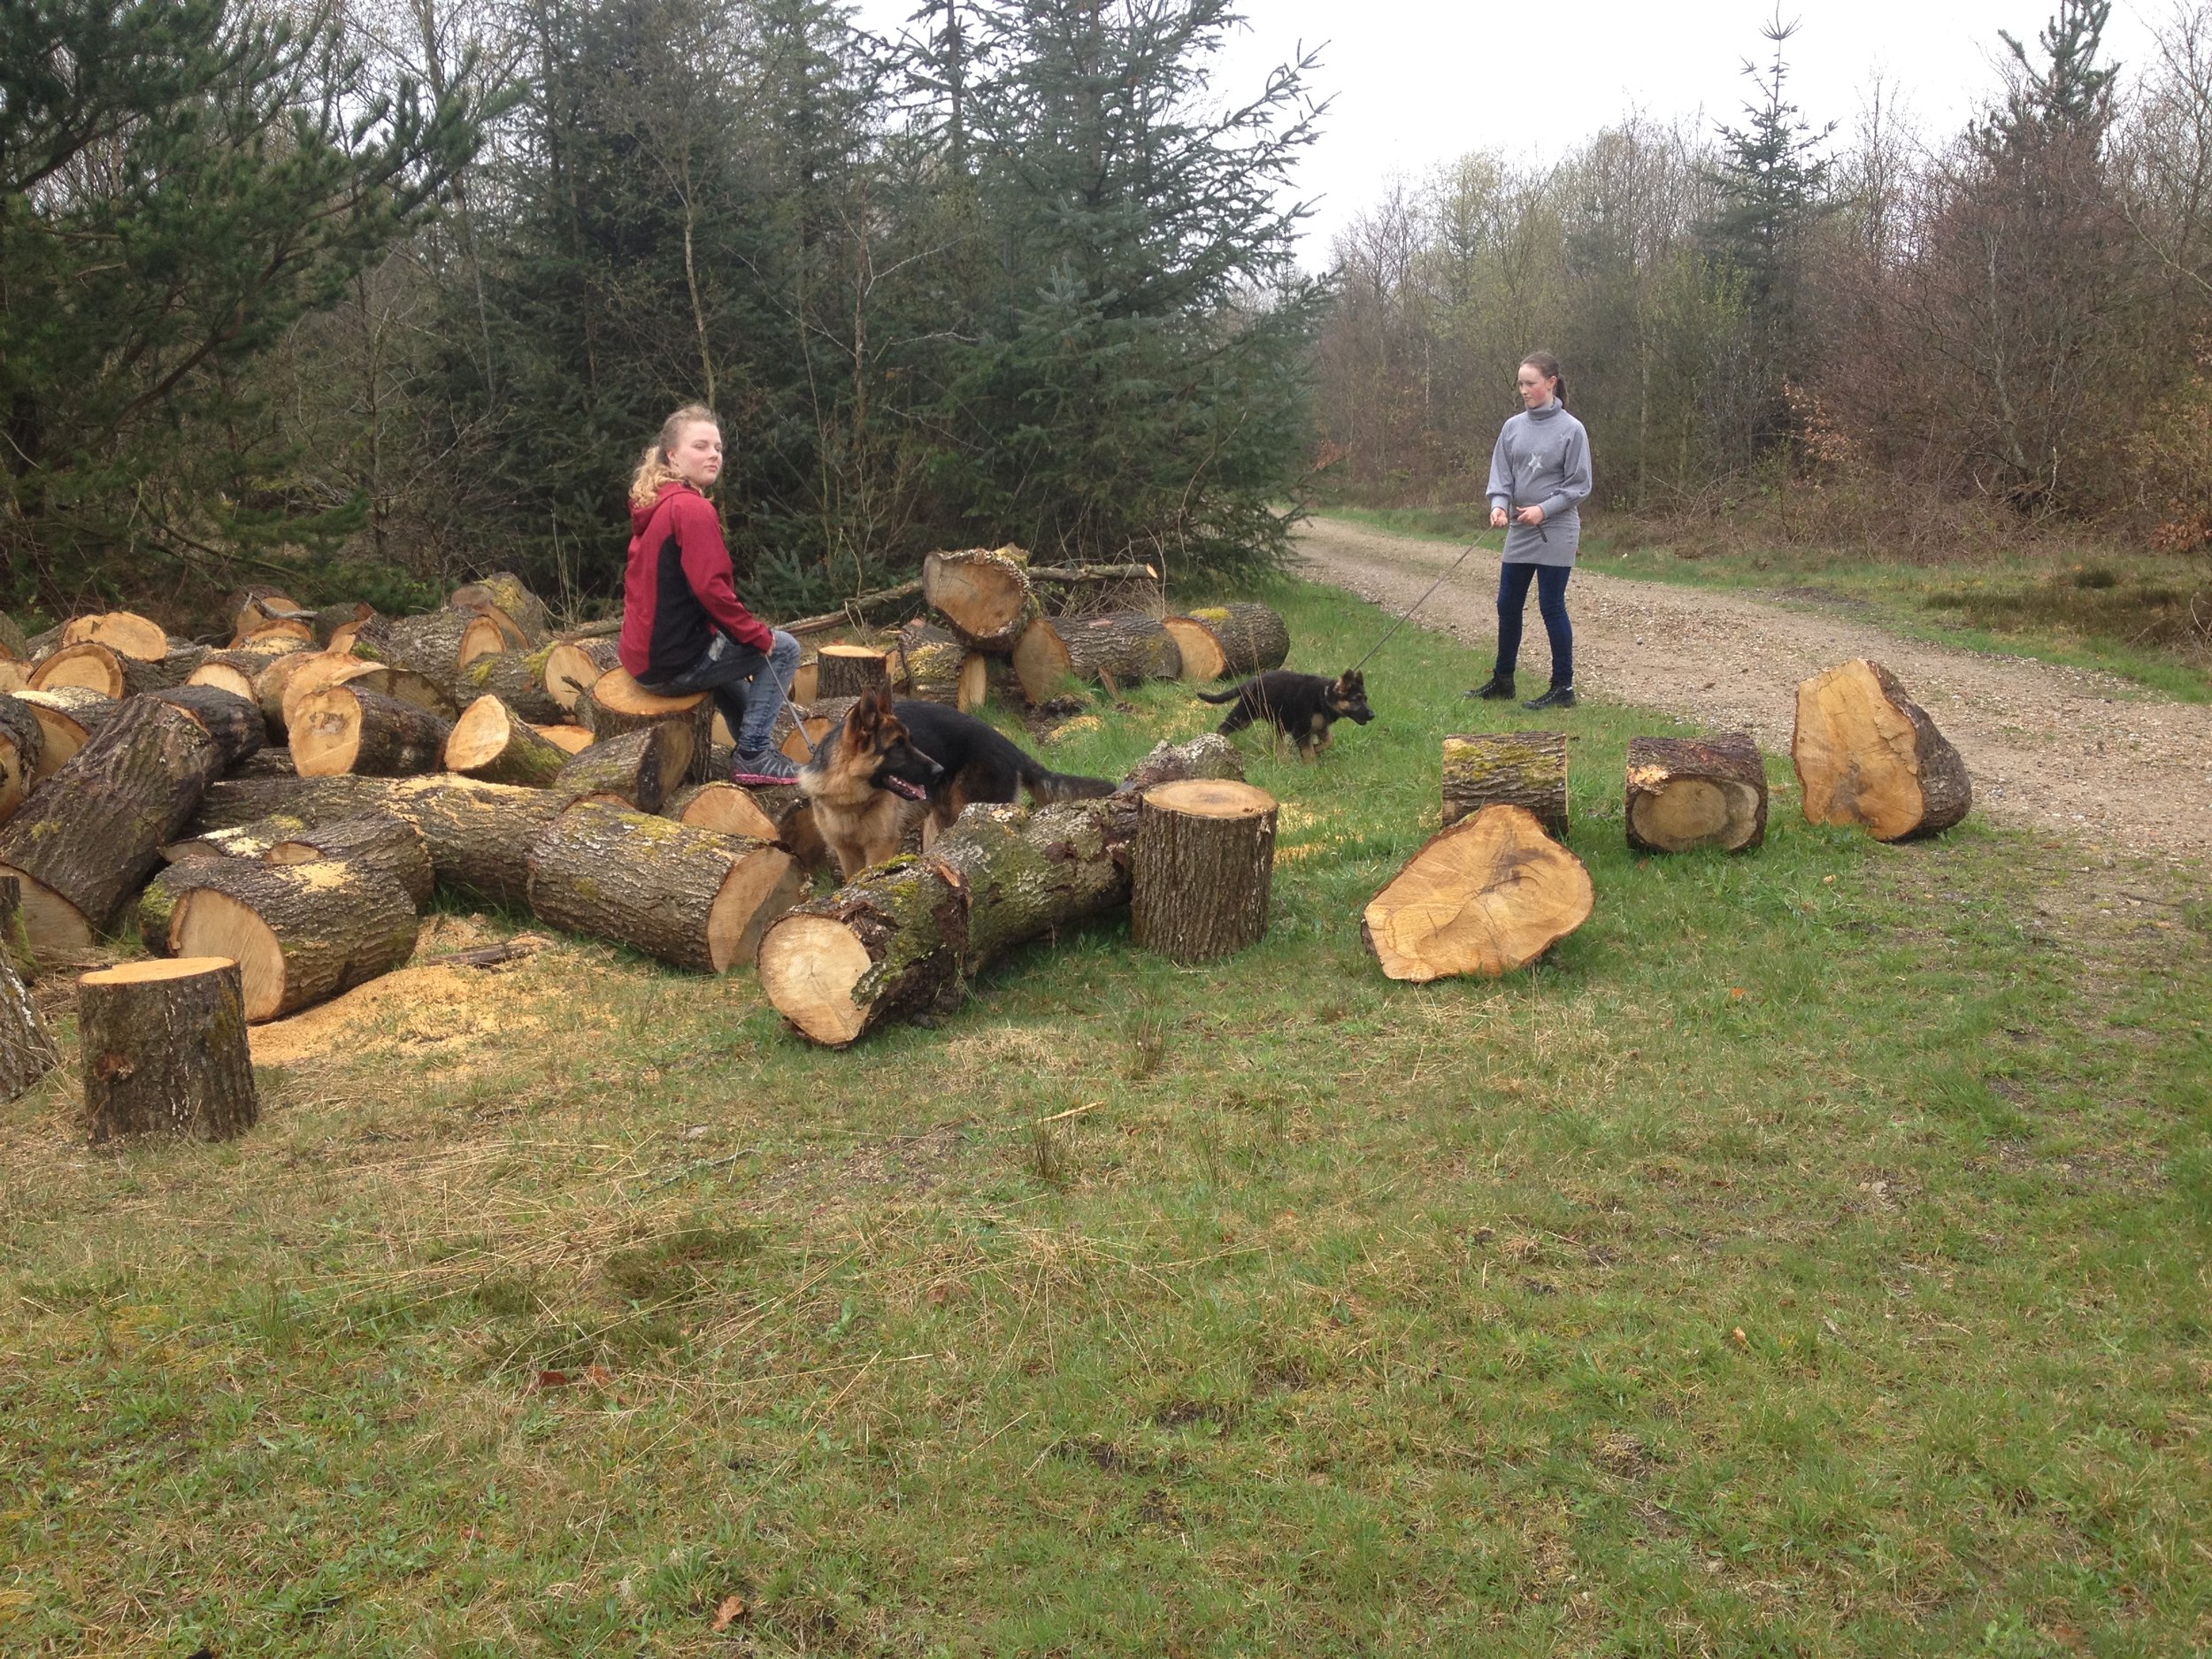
[847,0,2174,264]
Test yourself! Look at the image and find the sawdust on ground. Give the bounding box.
[1296,516,2212,864]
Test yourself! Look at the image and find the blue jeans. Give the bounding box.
[642,629,801,757]
[1495,563,1573,688]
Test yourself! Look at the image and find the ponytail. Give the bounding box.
[628,403,718,508]
[1520,350,1567,408]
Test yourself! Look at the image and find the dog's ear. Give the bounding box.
[853,686,895,735]
[1340,669,1363,694]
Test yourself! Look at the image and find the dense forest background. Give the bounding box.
[5,0,2209,627]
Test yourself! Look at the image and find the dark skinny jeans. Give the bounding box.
[1494,562,1574,688]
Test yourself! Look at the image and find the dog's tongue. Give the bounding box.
[888,776,926,802]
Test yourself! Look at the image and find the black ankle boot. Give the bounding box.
[1522,684,1577,710]
[1464,673,1516,701]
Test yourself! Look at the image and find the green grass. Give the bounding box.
[1314,503,2212,703]
[6,580,2212,1655]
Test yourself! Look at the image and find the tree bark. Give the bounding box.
[0,695,42,826]
[276,655,457,735]
[171,859,420,1021]
[451,572,553,644]
[1131,780,1279,963]
[150,686,266,769]
[454,646,564,725]
[1624,733,1769,853]
[924,547,1040,652]
[554,723,694,812]
[1440,732,1570,838]
[1176,603,1290,677]
[0,612,33,662]
[542,638,621,713]
[527,801,802,972]
[291,687,452,778]
[31,640,206,697]
[892,620,964,704]
[187,639,309,703]
[358,608,508,682]
[755,857,971,1046]
[1363,804,1594,981]
[1793,659,1971,841]
[79,958,257,1140]
[0,878,58,1101]
[265,813,435,910]
[0,697,227,961]
[812,643,893,699]
[447,695,571,787]
[13,687,114,782]
[1056,613,1183,688]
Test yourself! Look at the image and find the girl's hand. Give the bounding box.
[1517,504,1546,526]
[1490,506,1509,529]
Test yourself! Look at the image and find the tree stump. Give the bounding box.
[447,695,572,787]
[542,639,622,713]
[291,687,452,778]
[171,860,420,1021]
[0,697,228,961]
[1363,804,1593,981]
[13,687,113,782]
[1130,780,1278,963]
[812,643,893,700]
[755,857,972,1046]
[0,695,42,827]
[527,801,802,972]
[1177,603,1290,677]
[1059,613,1183,688]
[454,646,564,725]
[0,878,58,1101]
[554,723,694,812]
[664,782,781,841]
[892,621,965,704]
[924,547,1040,652]
[1793,658,1971,840]
[1624,733,1769,854]
[79,958,257,1140]
[265,814,435,910]
[1007,617,1078,704]
[1440,733,1570,838]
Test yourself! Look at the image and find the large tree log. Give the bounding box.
[291,687,452,778]
[0,696,42,826]
[454,646,564,725]
[12,687,115,782]
[0,697,227,962]
[1440,733,1570,838]
[265,813,435,910]
[812,643,893,700]
[79,958,257,1140]
[187,638,309,703]
[357,608,509,681]
[1363,804,1594,981]
[276,655,457,734]
[1624,733,1769,854]
[61,611,169,660]
[1793,659,1971,841]
[1176,603,1290,677]
[527,801,802,972]
[542,638,622,713]
[924,547,1040,652]
[0,613,33,662]
[447,695,571,787]
[161,813,311,864]
[451,572,553,644]
[1131,780,1279,963]
[1007,617,1078,705]
[172,858,420,1021]
[757,735,1243,1046]
[891,620,964,704]
[664,781,781,841]
[554,723,693,811]
[0,878,58,1101]
[1056,613,1182,688]
[31,640,206,697]
[138,857,243,955]
[577,668,713,779]
[149,685,266,769]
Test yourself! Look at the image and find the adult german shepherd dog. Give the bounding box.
[1197,669,1374,761]
[798,687,1116,879]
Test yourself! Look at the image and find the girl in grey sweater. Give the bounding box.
[1467,351,1592,710]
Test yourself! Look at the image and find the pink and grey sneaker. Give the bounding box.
[729,749,801,787]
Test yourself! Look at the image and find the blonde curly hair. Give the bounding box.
[628,403,719,509]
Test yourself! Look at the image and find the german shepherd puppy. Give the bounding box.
[799,687,1116,879]
[1197,669,1373,761]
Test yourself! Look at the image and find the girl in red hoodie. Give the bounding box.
[619,404,802,784]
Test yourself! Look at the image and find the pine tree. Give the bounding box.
[1707,11,1835,318]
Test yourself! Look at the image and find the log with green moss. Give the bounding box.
[1440,732,1570,838]
[454,646,563,725]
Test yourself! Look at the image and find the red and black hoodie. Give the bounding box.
[619,480,774,683]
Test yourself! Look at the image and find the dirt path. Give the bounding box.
[1296,516,2212,864]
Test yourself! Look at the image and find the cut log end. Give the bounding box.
[1624,733,1769,854]
[1160,618,1229,681]
[79,956,257,1141]
[755,914,875,1045]
[1363,804,1594,982]
[1793,659,1971,841]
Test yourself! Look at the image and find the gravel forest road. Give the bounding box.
[1295,515,2212,864]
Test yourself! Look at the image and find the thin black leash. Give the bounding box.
[1350,535,1488,673]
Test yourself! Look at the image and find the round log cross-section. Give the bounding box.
[446,695,571,787]
[1363,804,1593,981]
[1793,658,1971,841]
[1624,733,1769,854]
[79,957,257,1141]
[542,639,621,713]
[1131,779,1279,964]
[171,861,420,1022]
[290,686,452,778]
[923,548,1039,652]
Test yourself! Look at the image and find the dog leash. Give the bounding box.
[1350,535,1487,672]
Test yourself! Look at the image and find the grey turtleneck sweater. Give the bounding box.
[1486,400,1593,567]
